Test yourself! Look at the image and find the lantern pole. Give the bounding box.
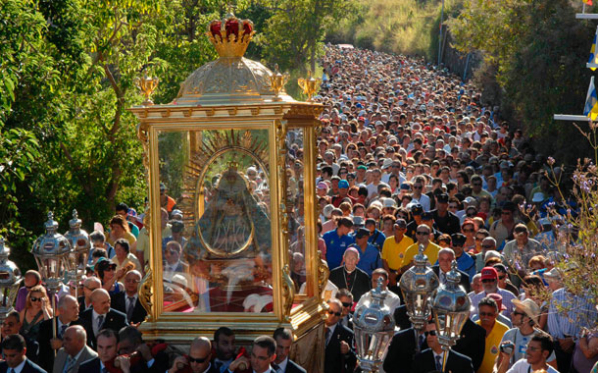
[31,212,72,356]
[399,245,439,352]
[431,260,471,372]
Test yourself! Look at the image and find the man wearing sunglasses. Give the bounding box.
[411,321,474,373]
[170,337,213,373]
[470,267,516,320]
[475,297,509,373]
[495,299,557,372]
[324,299,356,373]
[400,225,441,275]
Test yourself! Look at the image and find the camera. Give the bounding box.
[500,341,515,355]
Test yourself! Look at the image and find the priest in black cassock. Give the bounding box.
[329,247,371,302]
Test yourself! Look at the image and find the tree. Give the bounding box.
[259,0,357,72]
[449,0,596,163]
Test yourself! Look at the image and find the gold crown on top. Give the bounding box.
[207,13,255,58]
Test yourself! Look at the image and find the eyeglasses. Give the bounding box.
[341,302,352,308]
[188,356,210,364]
[327,310,342,317]
[424,331,437,337]
[479,312,496,317]
[481,279,496,283]
[413,186,423,190]
[30,297,43,302]
[448,205,458,209]
[416,232,429,236]
[512,310,525,317]
[498,275,506,280]
[104,267,115,272]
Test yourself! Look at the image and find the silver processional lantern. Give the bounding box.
[431,260,471,372]
[353,277,395,373]
[0,238,22,322]
[32,212,72,292]
[64,209,90,297]
[399,245,439,331]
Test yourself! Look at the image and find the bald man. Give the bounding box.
[80,289,127,350]
[38,295,82,371]
[79,277,102,313]
[169,337,218,373]
[111,271,147,324]
[53,325,97,373]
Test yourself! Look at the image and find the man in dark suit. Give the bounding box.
[53,325,97,373]
[411,322,474,373]
[324,299,356,373]
[393,304,412,330]
[80,288,128,349]
[1,310,39,363]
[79,277,102,314]
[273,328,306,373]
[117,326,170,373]
[168,337,219,373]
[452,318,486,371]
[0,334,46,373]
[111,270,147,324]
[433,247,471,293]
[383,327,425,373]
[38,295,82,372]
[329,247,371,302]
[78,329,119,373]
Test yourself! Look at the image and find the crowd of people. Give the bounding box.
[2,44,597,373]
[302,44,596,373]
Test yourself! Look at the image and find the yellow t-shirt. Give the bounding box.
[475,319,509,373]
[381,235,414,270]
[400,241,442,267]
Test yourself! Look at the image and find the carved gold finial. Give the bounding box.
[297,71,321,101]
[269,64,289,102]
[207,12,255,58]
[135,74,159,105]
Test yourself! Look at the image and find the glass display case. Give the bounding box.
[129,14,327,365]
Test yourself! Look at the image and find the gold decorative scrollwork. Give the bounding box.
[317,250,329,297]
[138,267,154,321]
[281,264,295,321]
[136,122,151,232]
[275,120,289,236]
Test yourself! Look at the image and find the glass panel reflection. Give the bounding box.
[285,129,307,300]
[158,129,273,313]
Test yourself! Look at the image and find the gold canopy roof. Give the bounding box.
[175,13,293,106]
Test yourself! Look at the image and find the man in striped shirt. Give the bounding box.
[547,286,597,372]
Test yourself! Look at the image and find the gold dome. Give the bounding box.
[176,57,292,105]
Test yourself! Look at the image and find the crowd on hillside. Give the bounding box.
[1,44,596,373]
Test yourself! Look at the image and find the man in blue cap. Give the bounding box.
[331,179,356,207]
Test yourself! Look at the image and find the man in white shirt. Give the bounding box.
[355,269,400,312]
[496,334,559,373]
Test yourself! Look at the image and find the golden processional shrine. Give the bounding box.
[129,12,327,371]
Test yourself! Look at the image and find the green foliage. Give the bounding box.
[259,0,357,72]
[326,0,451,59]
[450,0,596,163]
[1,0,346,270]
